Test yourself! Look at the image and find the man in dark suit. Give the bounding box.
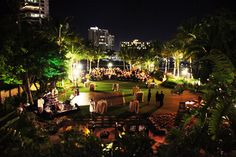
[159,91,165,107]
[155,91,160,106]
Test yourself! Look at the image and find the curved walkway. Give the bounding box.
[71,89,198,114]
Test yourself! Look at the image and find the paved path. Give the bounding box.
[154,90,199,114]
[70,91,124,106]
[72,89,198,114]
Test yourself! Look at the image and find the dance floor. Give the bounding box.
[70,93,90,106]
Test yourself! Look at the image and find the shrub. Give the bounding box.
[2,94,26,112]
[151,70,164,81]
[161,80,177,88]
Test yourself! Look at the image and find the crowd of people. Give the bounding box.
[89,67,152,82]
[35,87,80,119]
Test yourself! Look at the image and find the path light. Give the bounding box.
[108,62,113,68]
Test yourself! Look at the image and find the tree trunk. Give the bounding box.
[22,75,34,105]
[189,57,193,79]
[33,82,39,92]
[89,59,92,73]
[173,59,176,76]
[164,58,168,74]
[87,59,89,72]
[97,58,100,68]
[123,61,126,70]
[177,58,180,77]
[27,77,34,105]
[39,80,47,94]
[129,61,132,71]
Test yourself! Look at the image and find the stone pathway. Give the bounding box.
[154,89,199,114]
[76,115,148,129]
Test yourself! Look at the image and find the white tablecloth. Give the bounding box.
[95,99,108,114]
[112,83,119,91]
[132,86,140,95]
[129,100,139,113]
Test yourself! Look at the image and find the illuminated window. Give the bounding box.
[26,0,39,3]
[29,13,44,18]
[30,13,39,17]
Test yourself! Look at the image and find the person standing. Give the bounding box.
[37,96,44,114]
[159,91,165,107]
[76,86,80,96]
[89,99,96,119]
[147,89,151,105]
[155,91,160,106]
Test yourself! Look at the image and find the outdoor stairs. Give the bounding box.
[83,115,149,129]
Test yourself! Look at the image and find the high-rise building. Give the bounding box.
[20,0,49,24]
[107,34,115,50]
[88,26,115,50]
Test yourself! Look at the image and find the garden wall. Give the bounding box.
[0,87,23,103]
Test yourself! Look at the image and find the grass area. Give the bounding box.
[58,80,168,119]
[166,77,199,85]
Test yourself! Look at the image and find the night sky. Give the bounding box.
[50,0,236,50]
[1,0,236,50]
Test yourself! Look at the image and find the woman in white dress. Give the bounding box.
[89,99,95,119]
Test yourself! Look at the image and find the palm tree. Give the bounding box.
[180,11,236,80]
[85,48,96,73]
[163,41,183,77]
[94,47,106,68]
[119,45,128,70]
[142,40,161,71]
[161,43,172,74]
[119,44,135,71]
[175,23,198,78]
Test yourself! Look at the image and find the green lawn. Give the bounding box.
[58,80,168,119]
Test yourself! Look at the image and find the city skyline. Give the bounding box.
[50,0,236,50]
[1,0,235,50]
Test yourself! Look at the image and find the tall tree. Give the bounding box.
[0,15,69,104]
[94,47,106,68]
[179,10,236,81]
